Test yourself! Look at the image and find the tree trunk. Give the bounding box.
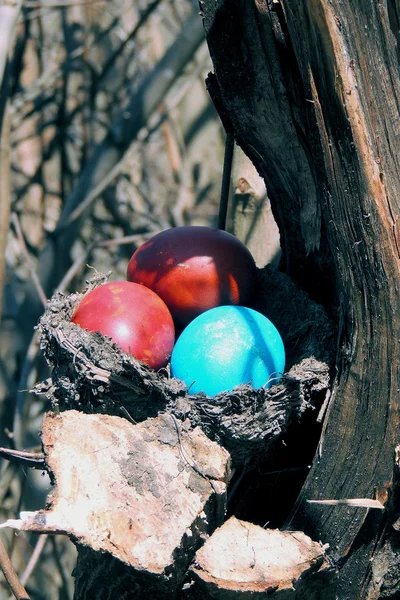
[202,1,400,598]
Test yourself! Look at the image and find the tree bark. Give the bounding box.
[202,1,400,598]
[185,516,331,599]
[2,411,231,599]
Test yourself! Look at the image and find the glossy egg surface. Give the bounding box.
[127,226,257,327]
[170,305,285,397]
[71,281,175,370]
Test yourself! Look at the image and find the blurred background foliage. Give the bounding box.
[0,1,225,597]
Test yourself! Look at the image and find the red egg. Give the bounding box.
[127,227,257,327]
[71,281,175,370]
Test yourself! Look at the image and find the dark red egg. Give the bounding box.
[71,281,175,370]
[127,227,257,327]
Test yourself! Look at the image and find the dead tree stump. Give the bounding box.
[202,1,400,597]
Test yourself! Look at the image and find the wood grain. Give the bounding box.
[202,1,400,597]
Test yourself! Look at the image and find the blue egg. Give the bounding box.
[170,306,285,397]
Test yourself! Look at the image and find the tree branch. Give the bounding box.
[0,536,30,600]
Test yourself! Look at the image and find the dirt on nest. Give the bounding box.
[34,267,336,467]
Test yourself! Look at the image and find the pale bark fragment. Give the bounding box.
[1,410,231,597]
[185,516,330,599]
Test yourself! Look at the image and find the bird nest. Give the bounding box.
[34,267,335,467]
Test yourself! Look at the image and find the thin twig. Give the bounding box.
[307,498,385,509]
[8,475,26,558]
[161,119,182,184]
[10,214,47,308]
[97,0,163,84]
[0,93,11,321]
[97,231,159,248]
[0,536,30,600]
[52,231,158,295]
[218,132,234,230]
[0,448,45,470]
[55,242,96,294]
[50,537,73,600]
[25,0,104,7]
[20,534,48,588]
[13,330,40,450]
[261,465,311,476]
[56,154,131,231]
[0,463,19,506]
[227,462,251,506]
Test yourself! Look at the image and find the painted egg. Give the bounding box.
[127,226,257,327]
[170,305,285,397]
[71,281,175,370]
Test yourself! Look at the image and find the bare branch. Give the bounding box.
[0,447,45,469]
[20,534,48,587]
[97,0,164,85]
[217,132,234,230]
[50,537,73,600]
[13,330,40,449]
[0,104,11,320]
[0,536,30,600]
[11,213,47,308]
